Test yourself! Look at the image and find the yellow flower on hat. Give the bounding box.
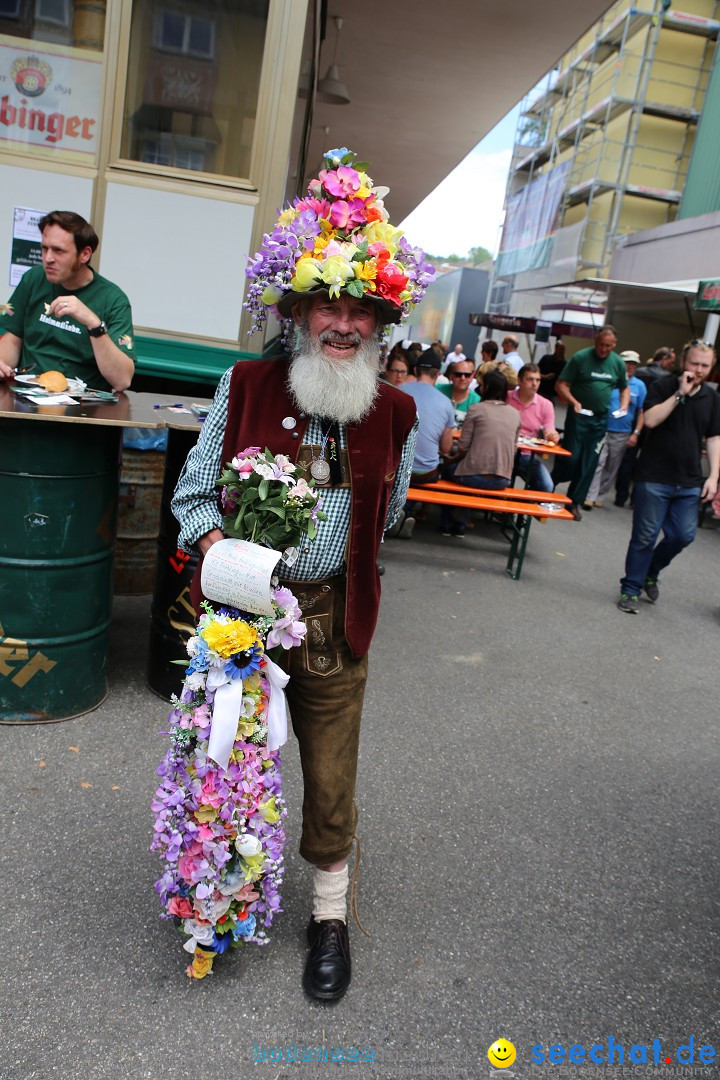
[320,255,355,298]
[354,259,377,282]
[364,221,403,252]
[261,284,283,306]
[291,257,323,292]
[278,207,298,226]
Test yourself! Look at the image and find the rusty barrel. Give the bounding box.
[114,447,164,595]
[0,419,120,723]
[147,428,199,701]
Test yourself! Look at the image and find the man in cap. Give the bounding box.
[617,340,720,613]
[172,148,432,1001]
[584,350,646,509]
[553,325,629,520]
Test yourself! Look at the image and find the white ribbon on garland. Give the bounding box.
[207,659,290,771]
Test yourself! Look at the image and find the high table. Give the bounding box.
[0,385,170,723]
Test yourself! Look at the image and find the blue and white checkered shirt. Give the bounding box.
[172,366,418,581]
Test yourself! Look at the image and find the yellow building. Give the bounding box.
[492,0,720,316]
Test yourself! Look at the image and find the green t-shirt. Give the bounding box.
[0,265,136,391]
[437,382,481,426]
[559,346,627,415]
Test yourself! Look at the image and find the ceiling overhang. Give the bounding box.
[300,1,617,223]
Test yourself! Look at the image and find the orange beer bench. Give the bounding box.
[404,480,574,580]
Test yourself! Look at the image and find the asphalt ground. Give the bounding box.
[3,490,720,1080]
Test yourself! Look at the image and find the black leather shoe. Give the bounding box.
[303,918,351,1001]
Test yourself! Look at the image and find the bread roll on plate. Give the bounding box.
[36,370,68,392]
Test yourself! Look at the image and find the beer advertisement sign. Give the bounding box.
[0,36,102,163]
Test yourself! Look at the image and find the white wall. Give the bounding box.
[0,166,93,301]
[100,182,255,341]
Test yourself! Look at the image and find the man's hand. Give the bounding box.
[48,295,98,330]
[0,331,21,379]
[678,370,697,396]
[545,428,560,444]
[197,528,224,556]
[701,476,717,503]
[626,432,639,448]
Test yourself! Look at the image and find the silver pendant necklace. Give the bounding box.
[309,424,333,484]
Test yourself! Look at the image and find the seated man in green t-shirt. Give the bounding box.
[0,210,135,391]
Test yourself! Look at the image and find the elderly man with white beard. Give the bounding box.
[171,148,431,1003]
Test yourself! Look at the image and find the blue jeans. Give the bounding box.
[514,450,553,493]
[441,464,510,532]
[620,481,701,597]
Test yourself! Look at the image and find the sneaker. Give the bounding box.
[593,500,604,508]
[440,526,453,537]
[617,593,640,614]
[452,525,466,537]
[644,577,659,602]
[582,502,593,511]
[398,515,415,539]
[570,504,582,521]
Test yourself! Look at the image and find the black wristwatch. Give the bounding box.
[88,320,107,338]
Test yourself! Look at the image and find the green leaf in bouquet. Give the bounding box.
[258,479,269,501]
[306,520,317,540]
[345,278,364,298]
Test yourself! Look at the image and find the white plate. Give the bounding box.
[14,373,86,392]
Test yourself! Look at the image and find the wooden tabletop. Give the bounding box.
[0,385,211,430]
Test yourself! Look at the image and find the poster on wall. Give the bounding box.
[495,162,571,278]
[0,35,102,164]
[10,206,46,287]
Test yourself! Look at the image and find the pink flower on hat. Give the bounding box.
[322,166,361,199]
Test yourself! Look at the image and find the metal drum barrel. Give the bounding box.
[0,420,120,723]
[147,428,199,701]
[114,447,164,595]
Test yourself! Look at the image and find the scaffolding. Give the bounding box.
[492,0,720,312]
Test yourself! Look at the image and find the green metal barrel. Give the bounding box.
[0,419,120,723]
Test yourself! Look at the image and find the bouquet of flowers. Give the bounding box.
[151,448,324,979]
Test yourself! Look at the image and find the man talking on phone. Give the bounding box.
[617,340,720,613]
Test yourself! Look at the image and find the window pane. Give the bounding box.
[0,0,103,48]
[121,0,269,181]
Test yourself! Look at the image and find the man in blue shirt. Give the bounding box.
[585,350,646,508]
[392,349,454,538]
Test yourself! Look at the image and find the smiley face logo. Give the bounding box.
[488,1039,516,1069]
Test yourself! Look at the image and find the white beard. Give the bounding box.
[288,324,381,424]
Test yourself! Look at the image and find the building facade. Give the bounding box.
[0,0,307,376]
[490,0,720,317]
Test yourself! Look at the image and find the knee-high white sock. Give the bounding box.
[312,866,349,923]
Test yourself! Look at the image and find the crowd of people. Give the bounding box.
[385,326,720,614]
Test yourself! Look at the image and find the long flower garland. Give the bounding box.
[151,450,323,978]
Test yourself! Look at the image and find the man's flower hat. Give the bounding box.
[244,148,434,331]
